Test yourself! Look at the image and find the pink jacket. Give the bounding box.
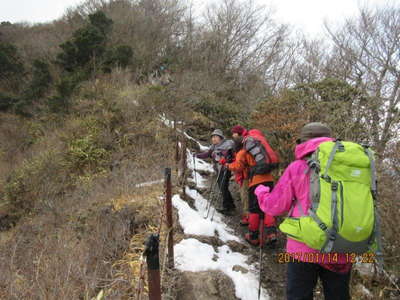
[255,137,349,264]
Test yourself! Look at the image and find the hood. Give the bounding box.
[211,138,234,151]
[295,137,333,160]
[217,139,234,150]
[211,129,225,139]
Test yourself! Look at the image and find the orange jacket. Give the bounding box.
[227,149,274,188]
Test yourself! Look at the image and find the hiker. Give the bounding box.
[232,139,250,226]
[255,123,353,300]
[221,125,278,246]
[196,129,236,215]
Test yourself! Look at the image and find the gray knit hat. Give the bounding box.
[211,129,225,139]
[299,122,332,143]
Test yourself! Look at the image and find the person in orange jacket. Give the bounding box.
[231,140,250,226]
[219,125,278,246]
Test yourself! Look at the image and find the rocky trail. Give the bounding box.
[170,135,287,300]
[170,145,381,300]
[160,117,383,300]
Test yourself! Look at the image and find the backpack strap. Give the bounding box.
[288,198,306,217]
[323,180,340,253]
[306,152,321,211]
[363,145,384,271]
[363,146,377,198]
[322,140,343,181]
[320,141,342,253]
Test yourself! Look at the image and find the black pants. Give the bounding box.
[248,181,274,214]
[217,168,235,210]
[286,261,351,300]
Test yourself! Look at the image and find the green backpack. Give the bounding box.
[279,140,383,258]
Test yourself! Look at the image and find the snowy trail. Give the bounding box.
[172,132,270,300]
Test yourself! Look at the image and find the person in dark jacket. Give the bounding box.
[197,129,236,215]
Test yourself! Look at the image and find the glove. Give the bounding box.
[255,184,270,199]
[219,158,226,165]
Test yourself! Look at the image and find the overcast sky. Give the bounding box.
[0,0,395,38]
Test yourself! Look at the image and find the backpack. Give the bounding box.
[243,129,279,177]
[279,140,383,258]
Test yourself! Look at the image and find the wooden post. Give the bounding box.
[144,234,161,300]
[164,168,174,269]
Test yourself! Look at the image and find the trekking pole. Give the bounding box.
[210,167,228,222]
[204,166,223,219]
[192,153,198,187]
[210,191,223,222]
[258,213,265,300]
[207,167,226,220]
[207,166,222,202]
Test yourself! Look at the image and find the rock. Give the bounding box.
[232,265,248,274]
[226,240,247,252]
[176,271,239,300]
[355,262,375,280]
[197,169,213,177]
[187,181,197,189]
[355,283,374,299]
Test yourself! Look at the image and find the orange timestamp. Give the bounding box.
[276,252,376,264]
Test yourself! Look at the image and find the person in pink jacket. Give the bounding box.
[255,123,352,300]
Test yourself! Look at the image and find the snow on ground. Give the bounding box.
[173,193,239,242]
[159,115,269,299]
[159,114,178,128]
[159,114,209,152]
[187,149,214,188]
[187,149,214,173]
[184,131,209,151]
[175,238,268,300]
[172,145,269,299]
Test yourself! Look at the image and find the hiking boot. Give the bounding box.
[240,214,249,226]
[245,230,259,246]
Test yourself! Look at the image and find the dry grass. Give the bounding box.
[106,187,163,298]
[0,73,179,299]
[0,176,174,299]
[94,183,182,299]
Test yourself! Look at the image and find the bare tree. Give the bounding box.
[200,0,289,87]
[325,5,400,157]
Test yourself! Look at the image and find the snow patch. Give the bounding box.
[159,114,180,128]
[159,114,209,151]
[173,194,239,242]
[175,238,269,300]
[187,149,214,173]
[187,150,214,189]
[184,132,209,151]
[164,121,269,299]
[134,179,163,188]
